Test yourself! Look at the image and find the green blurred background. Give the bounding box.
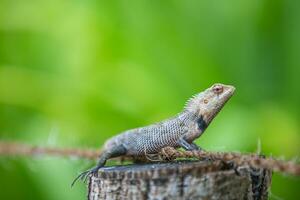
[0,0,299,199]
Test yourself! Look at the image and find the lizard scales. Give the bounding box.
[72,83,235,185]
[104,111,197,155]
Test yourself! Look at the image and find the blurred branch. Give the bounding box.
[0,141,299,176]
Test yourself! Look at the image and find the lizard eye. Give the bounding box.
[212,85,223,94]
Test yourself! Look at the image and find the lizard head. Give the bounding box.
[185,83,235,125]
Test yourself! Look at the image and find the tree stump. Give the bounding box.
[88,160,272,200]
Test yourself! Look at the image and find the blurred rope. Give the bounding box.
[159,147,300,176]
[0,141,299,176]
[0,141,100,160]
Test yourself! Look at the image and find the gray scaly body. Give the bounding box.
[72,83,235,185]
[104,111,198,155]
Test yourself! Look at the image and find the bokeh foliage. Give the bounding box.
[0,0,299,199]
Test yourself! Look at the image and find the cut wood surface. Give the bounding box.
[88,160,272,200]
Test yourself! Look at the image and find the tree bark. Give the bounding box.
[88,160,272,200]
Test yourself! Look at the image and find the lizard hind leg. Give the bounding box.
[71,144,127,187]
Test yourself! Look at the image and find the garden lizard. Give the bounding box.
[72,83,235,185]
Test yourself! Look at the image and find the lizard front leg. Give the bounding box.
[71,144,127,186]
[178,137,202,151]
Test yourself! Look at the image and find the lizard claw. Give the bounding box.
[71,167,100,187]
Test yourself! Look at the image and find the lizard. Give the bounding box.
[72,83,235,186]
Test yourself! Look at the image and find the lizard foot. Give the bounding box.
[71,166,100,187]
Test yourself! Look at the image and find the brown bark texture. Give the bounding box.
[88,160,272,200]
